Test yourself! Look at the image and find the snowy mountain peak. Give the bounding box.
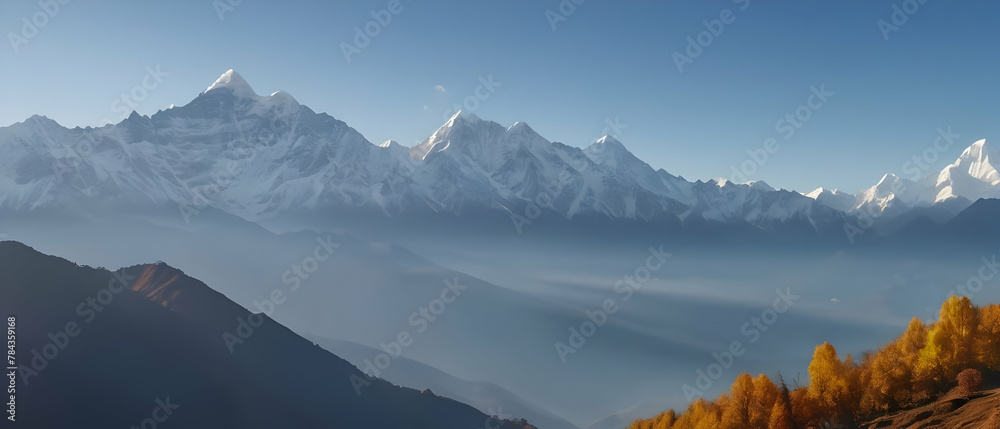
[584,135,628,156]
[804,187,827,199]
[953,139,1000,183]
[506,121,533,134]
[205,69,257,97]
[875,173,900,189]
[381,140,402,148]
[447,110,482,124]
[267,90,299,106]
[591,135,627,151]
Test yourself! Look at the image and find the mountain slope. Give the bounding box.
[0,241,533,429]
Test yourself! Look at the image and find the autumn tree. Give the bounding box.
[628,409,675,429]
[698,394,724,429]
[938,295,979,372]
[976,303,1000,370]
[768,401,793,429]
[807,342,847,420]
[789,387,817,428]
[918,296,980,385]
[721,373,753,429]
[898,317,928,369]
[671,399,711,429]
[752,374,781,427]
[863,343,909,414]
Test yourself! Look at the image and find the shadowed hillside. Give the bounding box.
[0,241,535,429]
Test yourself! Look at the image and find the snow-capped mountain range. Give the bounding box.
[0,70,995,235]
[807,139,1000,220]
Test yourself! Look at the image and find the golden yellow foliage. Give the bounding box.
[720,373,753,429]
[976,304,1000,370]
[628,296,1000,429]
[807,341,847,417]
[767,400,792,429]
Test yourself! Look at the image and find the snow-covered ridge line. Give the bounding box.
[0,70,993,232]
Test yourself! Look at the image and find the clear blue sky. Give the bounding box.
[1,1,998,193]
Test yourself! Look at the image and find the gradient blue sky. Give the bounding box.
[1,1,998,193]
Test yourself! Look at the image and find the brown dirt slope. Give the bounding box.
[861,388,1000,429]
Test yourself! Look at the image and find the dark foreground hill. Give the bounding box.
[0,241,535,429]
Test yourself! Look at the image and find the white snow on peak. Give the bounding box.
[267,90,299,106]
[952,139,1000,183]
[506,121,531,133]
[448,110,482,124]
[205,69,258,97]
[804,187,826,199]
[381,140,400,148]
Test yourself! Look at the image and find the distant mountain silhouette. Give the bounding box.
[0,241,535,429]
